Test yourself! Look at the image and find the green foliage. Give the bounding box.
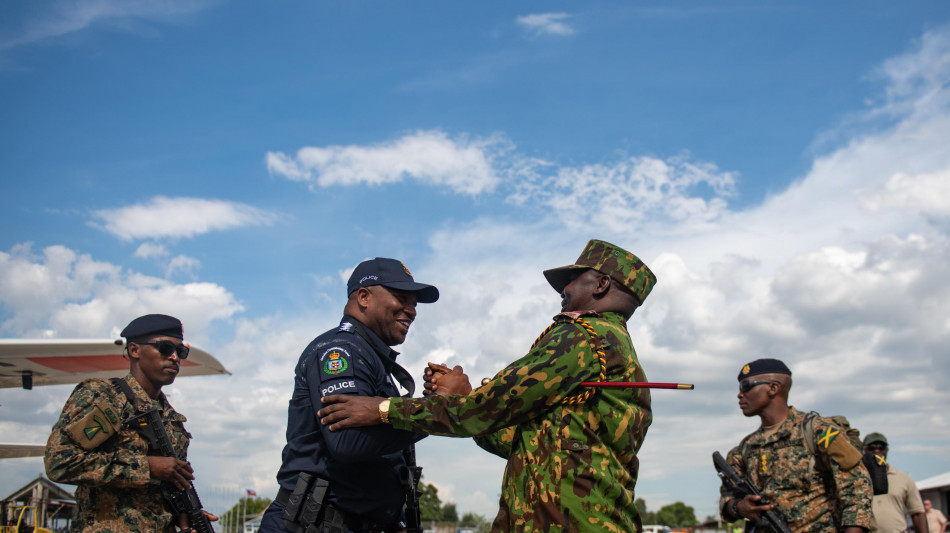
[441,502,459,522]
[419,477,443,521]
[635,497,657,524]
[459,512,491,533]
[655,501,698,527]
[219,496,272,532]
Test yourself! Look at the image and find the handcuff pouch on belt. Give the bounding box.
[282,473,346,533]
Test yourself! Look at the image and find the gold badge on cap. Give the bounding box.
[742,364,751,375]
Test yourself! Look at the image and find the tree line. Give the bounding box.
[216,483,706,532]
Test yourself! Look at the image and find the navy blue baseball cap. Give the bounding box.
[347,258,439,303]
[120,314,184,340]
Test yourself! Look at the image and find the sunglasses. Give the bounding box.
[866,443,887,452]
[739,379,777,394]
[136,340,190,360]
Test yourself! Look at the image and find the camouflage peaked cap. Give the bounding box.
[543,239,657,304]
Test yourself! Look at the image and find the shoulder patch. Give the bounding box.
[320,347,354,378]
[819,423,863,470]
[320,378,358,397]
[816,426,839,449]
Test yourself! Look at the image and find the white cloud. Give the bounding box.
[92,196,277,241]
[266,130,510,196]
[0,0,218,51]
[509,154,738,232]
[133,242,169,259]
[0,243,242,340]
[516,13,576,37]
[165,254,201,279]
[859,167,950,215]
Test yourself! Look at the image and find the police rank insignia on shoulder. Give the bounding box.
[321,347,353,378]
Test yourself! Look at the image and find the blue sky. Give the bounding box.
[2,0,950,523]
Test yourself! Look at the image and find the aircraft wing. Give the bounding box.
[0,339,230,389]
[0,443,46,458]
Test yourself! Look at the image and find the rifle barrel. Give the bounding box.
[581,382,694,390]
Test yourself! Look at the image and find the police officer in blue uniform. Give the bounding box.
[259,257,438,533]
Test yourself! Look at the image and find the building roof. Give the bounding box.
[917,470,950,491]
[3,476,74,502]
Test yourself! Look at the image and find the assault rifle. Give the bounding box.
[713,451,792,533]
[131,409,215,533]
[402,445,423,533]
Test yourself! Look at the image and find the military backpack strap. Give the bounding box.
[800,411,821,485]
[110,377,139,410]
[529,315,607,405]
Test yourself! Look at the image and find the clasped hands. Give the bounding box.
[318,362,473,431]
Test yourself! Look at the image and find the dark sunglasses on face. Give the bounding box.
[136,340,190,360]
[739,379,778,394]
[866,443,887,452]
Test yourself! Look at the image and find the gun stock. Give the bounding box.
[712,451,792,533]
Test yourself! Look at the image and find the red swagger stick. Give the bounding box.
[581,382,694,390]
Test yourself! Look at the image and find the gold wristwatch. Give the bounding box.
[378,398,391,424]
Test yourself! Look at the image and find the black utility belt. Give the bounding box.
[278,474,387,533]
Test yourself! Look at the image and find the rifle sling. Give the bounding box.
[110,377,139,411]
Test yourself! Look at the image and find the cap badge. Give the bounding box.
[741,364,751,375]
[401,262,412,277]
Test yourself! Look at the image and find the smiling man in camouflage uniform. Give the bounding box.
[45,314,201,532]
[720,359,873,533]
[318,239,656,532]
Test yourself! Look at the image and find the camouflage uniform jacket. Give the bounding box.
[45,373,190,532]
[390,310,653,532]
[721,406,873,532]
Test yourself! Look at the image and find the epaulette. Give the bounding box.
[337,321,357,333]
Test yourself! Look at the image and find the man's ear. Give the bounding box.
[593,274,612,297]
[355,287,373,309]
[126,343,141,362]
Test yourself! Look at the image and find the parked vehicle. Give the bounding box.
[0,504,53,533]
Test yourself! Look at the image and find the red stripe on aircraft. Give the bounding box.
[28,355,197,372]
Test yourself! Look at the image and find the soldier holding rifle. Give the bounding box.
[45,314,217,532]
[718,358,873,532]
[319,240,658,532]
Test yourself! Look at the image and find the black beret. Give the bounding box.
[738,358,791,380]
[120,314,183,340]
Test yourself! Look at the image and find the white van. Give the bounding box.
[642,526,673,533]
